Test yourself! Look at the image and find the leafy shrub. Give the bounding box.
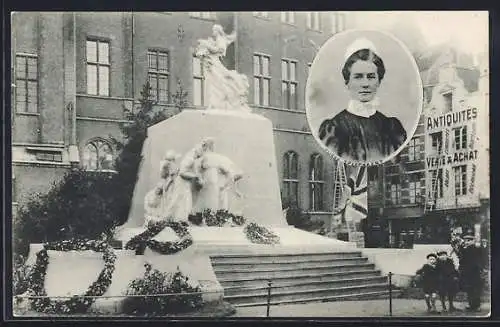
[13,255,31,296]
[13,82,188,258]
[13,169,120,258]
[122,263,203,316]
[282,199,325,233]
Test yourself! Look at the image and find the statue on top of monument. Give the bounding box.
[194,24,252,112]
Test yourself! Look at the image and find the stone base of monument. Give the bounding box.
[115,225,356,255]
[24,227,356,314]
[25,243,224,315]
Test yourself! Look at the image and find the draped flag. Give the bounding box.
[332,163,368,231]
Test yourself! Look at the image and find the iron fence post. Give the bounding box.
[388,272,393,317]
[266,280,272,317]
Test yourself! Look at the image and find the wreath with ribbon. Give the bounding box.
[27,239,117,314]
[125,220,194,255]
[244,222,280,245]
[189,209,246,227]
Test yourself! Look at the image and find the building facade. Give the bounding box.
[366,45,490,248]
[11,11,352,225]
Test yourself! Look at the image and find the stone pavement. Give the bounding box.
[233,299,491,318]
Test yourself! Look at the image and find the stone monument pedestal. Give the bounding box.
[124,109,286,229]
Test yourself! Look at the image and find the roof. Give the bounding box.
[456,67,480,93]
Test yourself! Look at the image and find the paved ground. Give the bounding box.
[233,299,491,318]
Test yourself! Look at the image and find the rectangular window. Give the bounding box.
[15,54,38,113]
[281,12,295,24]
[407,137,423,162]
[390,183,401,205]
[192,56,204,106]
[86,39,110,96]
[454,165,467,196]
[443,92,453,112]
[253,54,271,106]
[306,12,321,31]
[283,151,299,205]
[453,126,468,150]
[148,50,170,103]
[309,154,324,211]
[408,173,423,204]
[189,12,215,19]
[429,169,444,199]
[332,12,346,34]
[253,12,269,18]
[430,132,443,152]
[281,59,298,110]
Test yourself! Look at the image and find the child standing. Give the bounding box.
[436,250,459,312]
[416,253,440,313]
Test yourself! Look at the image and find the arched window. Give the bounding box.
[283,151,299,205]
[309,153,324,211]
[82,138,115,171]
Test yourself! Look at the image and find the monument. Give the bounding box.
[22,24,354,315]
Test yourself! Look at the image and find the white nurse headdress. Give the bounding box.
[344,38,378,61]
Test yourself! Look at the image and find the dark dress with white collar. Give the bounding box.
[318,110,407,162]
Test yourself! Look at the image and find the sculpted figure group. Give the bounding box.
[144,138,243,224]
[194,24,251,111]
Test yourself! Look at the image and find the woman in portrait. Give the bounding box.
[318,38,407,162]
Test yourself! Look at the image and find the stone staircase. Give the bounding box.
[211,251,396,307]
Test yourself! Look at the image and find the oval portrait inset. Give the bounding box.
[306,29,423,166]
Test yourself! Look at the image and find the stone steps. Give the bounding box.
[214,263,376,280]
[211,251,363,264]
[213,257,369,271]
[211,252,390,307]
[234,290,398,307]
[224,276,388,296]
[225,283,390,306]
[218,269,381,288]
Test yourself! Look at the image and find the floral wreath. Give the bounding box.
[244,222,280,245]
[27,239,117,314]
[125,220,194,255]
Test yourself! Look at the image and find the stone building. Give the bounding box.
[11,11,352,225]
[365,45,489,248]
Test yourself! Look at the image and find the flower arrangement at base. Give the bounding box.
[125,220,193,255]
[122,263,203,316]
[188,213,203,225]
[244,222,280,245]
[201,209,246,227]
[27,239,117,314]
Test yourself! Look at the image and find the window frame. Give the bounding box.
[253,12,270,19]
[407,173,423,204]
[453,126,468,150]
[192,55,205,106]
[454,165,467,196]
[82,138,115,172]
[309,153,325,211]
[147,49,170,103]
[281,58,298,110]
[306,12,321,31]
[407,137,423,162]
[429,168,444,199]
[86,39,111,96]
[15,53,39,113]
[443,92,453,112]
[281,12,295,25]
[283,151,299,205]
[189,12,216,20]
[253,53,271,106]
[331,12,346,34]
